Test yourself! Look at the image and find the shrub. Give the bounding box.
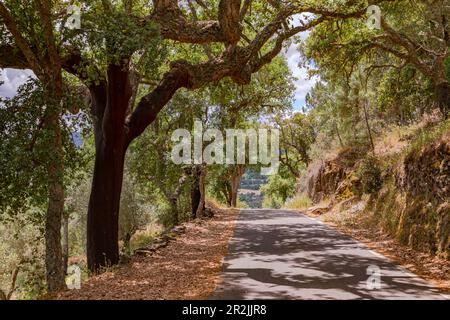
[236,199,250,209]
[357,156,383,194]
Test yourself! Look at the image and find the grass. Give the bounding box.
[130,223,162,252]
[283,194,312,210]
[205,196,226,209]
[236,199,249,209]
[406,119,450,157]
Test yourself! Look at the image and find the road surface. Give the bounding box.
[212,209,448,300]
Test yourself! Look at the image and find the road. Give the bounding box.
[212,209,448,300]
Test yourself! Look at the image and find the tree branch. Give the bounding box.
[0,3,41,74]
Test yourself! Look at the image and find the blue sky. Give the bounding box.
[283,38,318,111]
[0,68,34,98]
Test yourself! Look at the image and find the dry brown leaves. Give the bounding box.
[58,208,239,300]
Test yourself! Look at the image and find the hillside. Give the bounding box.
[291,119,450,289]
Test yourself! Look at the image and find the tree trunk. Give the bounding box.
[86,64,131,272]
[87,127,127,272]
[44,160,65,292]
[230,175,240,208]
[168,199,179,226]
[44,104,66,292]
[0,264,21,300]
[436,82,450,118]
[191,166,205,219]
[123,233,132,256]
[334,122,344,148]
[229,165,245,208]
[191,166,201,219]
[62,213,69,275]
[196,167,206,218]
[363,98,375,153]
[224,187,232,207]
[168,170,190,226]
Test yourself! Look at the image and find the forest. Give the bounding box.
[0,0,449,300]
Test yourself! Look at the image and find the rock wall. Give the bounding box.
[394,132,450,258]
[299,132,450,259]
[299,147,366,203]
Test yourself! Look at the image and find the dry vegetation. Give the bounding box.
[58,208,239,300]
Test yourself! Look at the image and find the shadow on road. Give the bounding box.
[211,209,447,300]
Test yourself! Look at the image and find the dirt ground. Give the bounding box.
[58,208,239,300]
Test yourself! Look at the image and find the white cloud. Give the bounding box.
[283,37,318,111]
[0,68,35,98]
[282,14,319,111]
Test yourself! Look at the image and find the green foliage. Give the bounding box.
[0,215,46,299]
[445,56,450,82]
[236,199,250,209]
[0,79,86,219]
[276,112,315,177]
[261,171,296,209]
[238,192,263,209]
[357,156,383,194]
[119,169,153,253]
[127,93,196,227]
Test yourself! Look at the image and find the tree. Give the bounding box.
[118,167,152,256]
[128,89,205,226]
[205,56,294,207]
[261,166,296,209]
[0,209,46,299]
[0,79,84,293]
[305,0,449,117]
[1,0,389,272]
[0,0,71,291]
[276,112,316,178]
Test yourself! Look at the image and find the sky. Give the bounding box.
[0,68,34,98]
[283,34,318,111]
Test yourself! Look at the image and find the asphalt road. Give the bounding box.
[212,209,448,300]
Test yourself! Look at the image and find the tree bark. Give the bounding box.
[87,113,128,272]
[363,98,375,153]
[168,169,190,226]
[44,112,66,292]
[123,233,132,256]
[229,175,240,208]
[436,82,450,118]
[228,165,245,208]
[191,166,205,219]
[62,212,69,275]
[86,65,132,272]
[196,167,206,218]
